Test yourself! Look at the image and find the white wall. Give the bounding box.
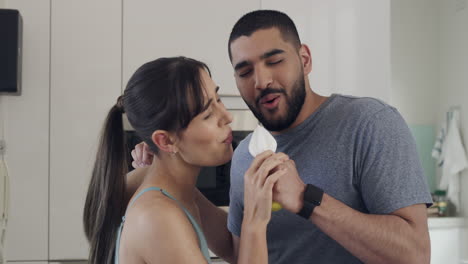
[391,0,468,216]
[263,0,391,103]
[438,0,468,259]
[438,0,468,218]
[390,0,440,125]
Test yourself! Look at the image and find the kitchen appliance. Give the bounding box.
[124,110,258,206]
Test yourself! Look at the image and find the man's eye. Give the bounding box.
[239,70,252,77]
[268,60,283,65]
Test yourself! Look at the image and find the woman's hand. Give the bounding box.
[242,151,289,228]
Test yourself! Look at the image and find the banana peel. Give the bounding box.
[272,202,282,212]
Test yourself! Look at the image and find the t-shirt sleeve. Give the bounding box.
[358,107,433,214]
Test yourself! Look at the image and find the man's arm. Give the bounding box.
[124,168,146,204]
[274,159,430,264]
[275,106,431,263]
[308,193,430,264]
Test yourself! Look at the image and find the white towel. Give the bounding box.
[431,124,446,167]
[435,109,468,211]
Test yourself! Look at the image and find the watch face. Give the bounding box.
[297,201,316,219]
[305,184,324,206]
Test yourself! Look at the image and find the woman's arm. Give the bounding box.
[197,151,288,264]
[195,189,238,263]
[236,151,288,264]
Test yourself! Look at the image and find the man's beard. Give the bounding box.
[245,75,306,132]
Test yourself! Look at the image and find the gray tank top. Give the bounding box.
[114,186,211,263]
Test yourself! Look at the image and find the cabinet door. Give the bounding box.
[123,0,260,96]
[3,0,50,261]
[262,0,391,103]
[429,228,461,264]
[49,0,122,260]
[462,227,468,263]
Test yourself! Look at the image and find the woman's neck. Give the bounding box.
[139,154,201,208]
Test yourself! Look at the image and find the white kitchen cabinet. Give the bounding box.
[262,0,391,103]
[49,0,122,260]
[123,0,260,96]
[3,0,50,261]
[428,217,467,264]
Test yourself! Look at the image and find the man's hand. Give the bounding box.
[272,159,306,214]
[131,141,154,168]
[243,151,288,226]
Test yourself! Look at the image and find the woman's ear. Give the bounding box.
[151,130,178,154]
[299,44,312,75]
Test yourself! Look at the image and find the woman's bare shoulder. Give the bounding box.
[123,192,208,263]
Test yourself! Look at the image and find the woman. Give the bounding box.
[83,57,288,264]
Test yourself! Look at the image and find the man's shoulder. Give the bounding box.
[334,94,392,113]
[233,133,252,157]
[330,94,397,123]
[231,133,254,176]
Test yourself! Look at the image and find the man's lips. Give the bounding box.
[258,93,281,110]
[259,94,281,104]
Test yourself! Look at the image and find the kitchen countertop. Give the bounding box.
[428,217,467,229]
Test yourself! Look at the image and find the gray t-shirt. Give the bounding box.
[228,94,432,264]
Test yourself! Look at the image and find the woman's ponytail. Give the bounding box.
[83,96,127,264]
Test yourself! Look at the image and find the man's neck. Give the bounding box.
[272,89,328,135]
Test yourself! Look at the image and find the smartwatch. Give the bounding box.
[297,184,324,219]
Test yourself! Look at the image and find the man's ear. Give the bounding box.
[151,130,178,154]
[299,44,312,75]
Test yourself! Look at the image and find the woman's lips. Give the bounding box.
[223,131,233,144]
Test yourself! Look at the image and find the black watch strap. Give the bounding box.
[297,184,324,219]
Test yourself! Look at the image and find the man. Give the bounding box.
[131,10,432,264]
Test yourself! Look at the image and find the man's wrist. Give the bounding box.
[293,183,307,214]
[296,184,324,219]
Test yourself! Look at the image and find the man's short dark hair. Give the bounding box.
[228,10,302,61]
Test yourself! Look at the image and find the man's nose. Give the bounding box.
[254,66,272,90]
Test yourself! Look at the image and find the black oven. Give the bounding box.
[124,130,252,206]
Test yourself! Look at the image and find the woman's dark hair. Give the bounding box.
[83,56,211,264]
[228,10,302,61]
